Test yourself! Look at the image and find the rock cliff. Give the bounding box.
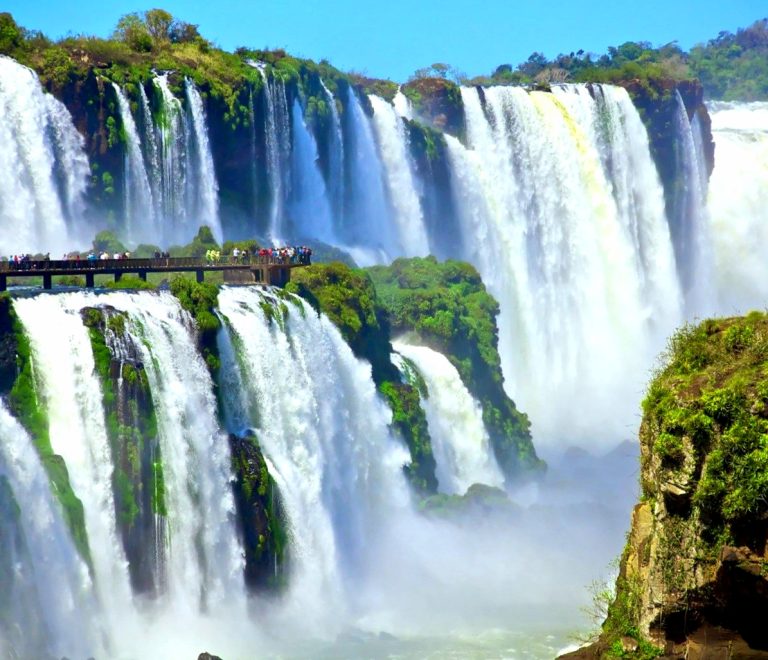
[564,313,768,659]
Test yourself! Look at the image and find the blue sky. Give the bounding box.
[5,1,766,81]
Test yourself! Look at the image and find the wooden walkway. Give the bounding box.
[0,256,309,291]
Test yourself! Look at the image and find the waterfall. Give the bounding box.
[393,87,414,120]
[13,294,136,645]
[671,90,714,314]
[185,79,222,243]
[342,88,398,264]
[0,55,88,254]
[139,82,164,227]
[0,401,102,659]
[113,83,157,244]
[289,97,335,242]
[707,101,768,312]
[320,79,345,221]
[393,342,503,494]
[251,63,291,242]
[153,73,189,242]
[10,290,247,654]
[217,286,410,630]
[368,95,430,256]
[447,84,682,448]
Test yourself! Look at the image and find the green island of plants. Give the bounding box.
[367,257,543,481]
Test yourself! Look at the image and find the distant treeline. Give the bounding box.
[459,18,768,100]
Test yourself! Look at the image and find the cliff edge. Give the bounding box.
[564,313,768,659]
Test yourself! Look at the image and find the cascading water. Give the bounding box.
[251,63,291,242]
[139,82,164,225]
[185,78,223,243]
[393,87,414,120]
[153,73,189,241]
[320,79,345,220]
[341,88,398,264]
[216,286,411,630]
[289,98,336,242]
[10,291,247,656]
[671,90,714,314]
[393,342,503,494]
[0,55,89,254]
[13,294,136,646]
[447,84,682,449]
[707,101,768,312]
[113,82,158,244]
[0,401,102,659]
[368,95,431,256]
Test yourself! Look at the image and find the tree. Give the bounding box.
[0,13,23,54]
[113,13,152,52]
[144,9,173,45]
[169,20,201,44]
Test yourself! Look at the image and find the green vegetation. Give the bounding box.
[465,18,768,100]
[168,225,219,258]
[0,294,91,564]
[419,483,515,518]
[642,313,768,532]
[106,275,157,290]
[169,276,221,374]
[367,257,542,481]
[689,19,768,100]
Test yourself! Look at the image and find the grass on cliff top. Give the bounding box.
[642,310,768,528]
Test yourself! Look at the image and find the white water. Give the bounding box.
[139,82,164,229]
[448,84,682,449]
[217,287,411,631]
[13,294,136,647]
[107,292,245,613]
[289,98,336,242]
[320,79,345,221]
[113,83,158,244]
[393,342,503,494]
[369,95,431,256]
[251,63,291,242]
[393,88,414,120]
[185,78,223,243]
[153,73,189,242]
[342,88,399,264]
[707,101,768,313]
[672,91,714,315]
[0,401,102,659]
[0,56,88,254]
[11,291,247,656]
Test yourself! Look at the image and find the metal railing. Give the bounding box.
[0,254,311,273]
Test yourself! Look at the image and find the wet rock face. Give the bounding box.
[228,432,288,592]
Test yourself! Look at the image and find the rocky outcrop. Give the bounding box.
[565,313,768,659]
[82,305,166,596]
[228,432,288,591]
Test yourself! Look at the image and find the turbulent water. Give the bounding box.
[1,287,628,658]
[707,101,768,313]
[447,84,682,448]
[393,342,503,494]
[4,60,768,657]
[0,56,89,255]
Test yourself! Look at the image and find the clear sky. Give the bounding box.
[4,0,766,81]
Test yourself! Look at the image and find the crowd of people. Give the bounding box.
[4,244,313,270]
[204,245,313,265]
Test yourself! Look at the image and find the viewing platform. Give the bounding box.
[0,255,310,292]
